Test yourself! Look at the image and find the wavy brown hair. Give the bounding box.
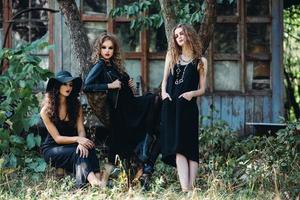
[42,83,80,127]
[169,23,204,73]
[91,32,126,74]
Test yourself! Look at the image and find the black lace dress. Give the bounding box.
[160,59,200,167]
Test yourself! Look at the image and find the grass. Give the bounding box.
[0,161,280,200]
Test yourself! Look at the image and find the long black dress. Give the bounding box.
[160,59,200,167]
[84,59,156,163]
[41,119,100,188]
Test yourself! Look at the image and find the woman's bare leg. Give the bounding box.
[176,153,190,191]
[188,160,198,189]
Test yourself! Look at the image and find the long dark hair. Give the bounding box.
[42,83,80,127]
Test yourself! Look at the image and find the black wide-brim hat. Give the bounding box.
[46,71,82,95]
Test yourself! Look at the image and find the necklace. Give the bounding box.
[179,55,193,64]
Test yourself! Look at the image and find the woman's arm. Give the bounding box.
[161,52,172,100]
[83,60,109,92]
[76,106,94,147]
[179,57,208,100]
[194,57,208,96]
[77,106,87,138]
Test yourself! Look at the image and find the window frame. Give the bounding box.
[2,0,54,72]
[208,0,272,95]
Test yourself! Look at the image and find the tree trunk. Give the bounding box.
[199,0,216,54]
[159,0,176,44]
[159,0,216,54]
[56,0,92,77]
[284,65,300,119]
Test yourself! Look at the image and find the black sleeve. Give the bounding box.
[83,60,108,92]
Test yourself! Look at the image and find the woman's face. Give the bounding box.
[100,39,114,60]
[59,81,73,97]
[174,27,186,47]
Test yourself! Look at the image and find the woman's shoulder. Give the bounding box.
[40,106,49,120]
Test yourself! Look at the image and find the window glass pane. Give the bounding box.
[216,0,237,16]
[214,61,240,91]
[116,22,141,52]
[12,22,30,44]
[84,22,106,45]
[247,23,270,53]
[149,26,167,52]
[124,59,141,85]
[83,0,107,15]
[214,24,238,53]
[149,60,164,90]
[12,21,49,45]
[116,0,137,7]
[12,0,29,18]
[246,0,269,16]
[246,61,270,90]
[31,0,49,20]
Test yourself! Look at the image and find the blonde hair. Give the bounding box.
[91,32,126,74]
[168,23,204,73]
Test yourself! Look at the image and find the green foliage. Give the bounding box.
[284,5,300,120]
[0,38,52,176]
[197,121,300,198]
[110,0,233,31]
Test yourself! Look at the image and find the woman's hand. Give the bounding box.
[76,137,94,149]
[128,78,135,92]
[108,79,121,89]
[162,91,172,101]
[179,91,194,101]
[76,144,89,158]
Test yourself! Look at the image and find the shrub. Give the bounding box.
[0,38,52,177]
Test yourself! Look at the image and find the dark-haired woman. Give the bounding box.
[40,71,103,188]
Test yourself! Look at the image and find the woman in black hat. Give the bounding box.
[40,71,103,188]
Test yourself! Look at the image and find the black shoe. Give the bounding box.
[140,173,151,191]
[143,163,154,175]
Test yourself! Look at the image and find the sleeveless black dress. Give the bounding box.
[160,59,200,167]
[41,119,100,188]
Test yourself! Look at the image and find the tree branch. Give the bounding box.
[159,0,177,45]
[199,0,216,54]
